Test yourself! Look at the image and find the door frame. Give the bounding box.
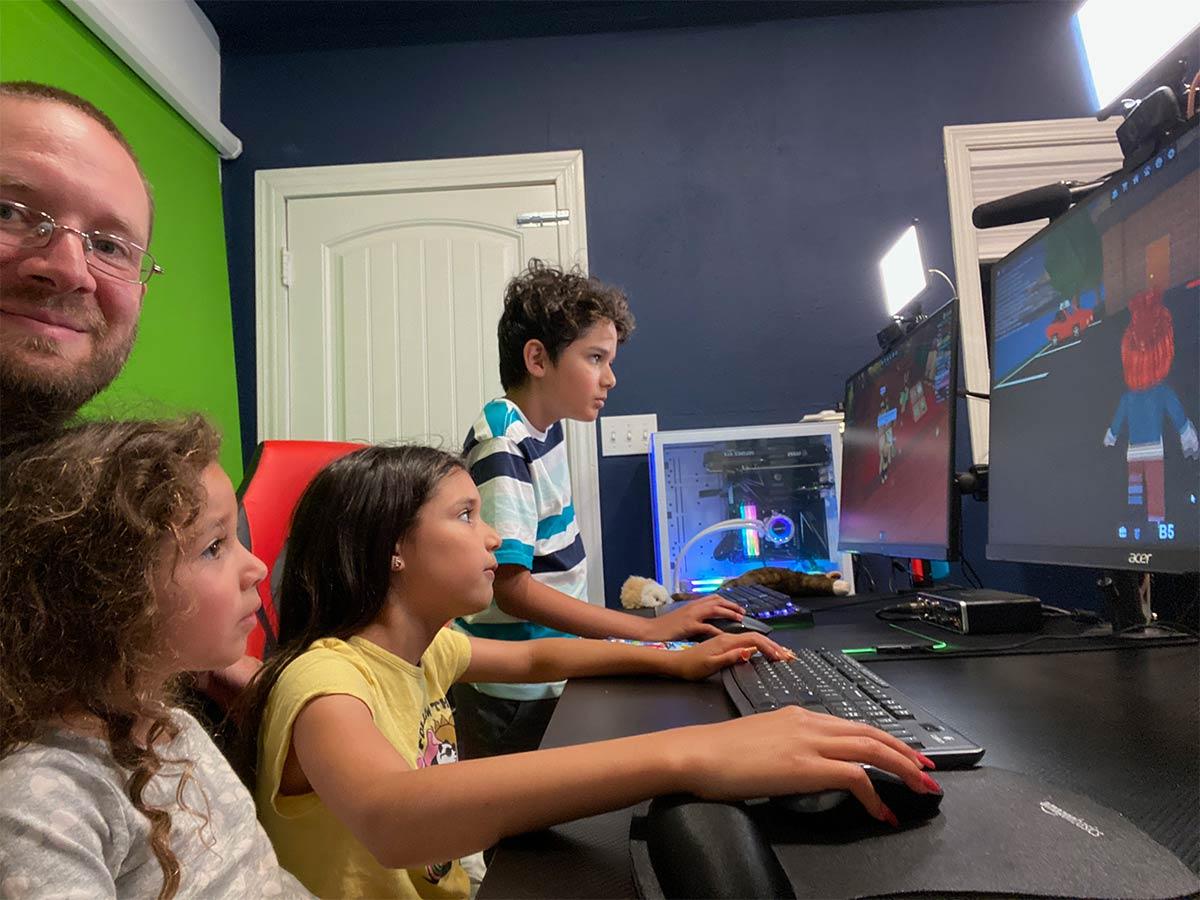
[943,116,1122,466]
[254,150,607,604]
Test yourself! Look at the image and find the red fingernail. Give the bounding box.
[919,773,942,794]
[919,754,936,770]
[741,649,754,661]
[880,804,899,828]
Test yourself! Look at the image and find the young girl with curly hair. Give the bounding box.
[0,417,309,899]
[236,444,939,900]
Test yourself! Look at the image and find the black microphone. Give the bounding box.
[972,181,1102,229]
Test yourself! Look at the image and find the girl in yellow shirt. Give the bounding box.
[237,445,937,899]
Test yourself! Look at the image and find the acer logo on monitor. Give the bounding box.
[1128,552,1152,565]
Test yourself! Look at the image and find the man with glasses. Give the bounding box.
[0,82,260,703]
[0,81,160,442]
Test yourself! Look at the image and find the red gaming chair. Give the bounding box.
[236,440,363,659]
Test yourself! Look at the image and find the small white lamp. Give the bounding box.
[1074,0,1200,112]
[880,224,927,317]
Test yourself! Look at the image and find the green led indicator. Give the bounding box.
[841,647,877,655]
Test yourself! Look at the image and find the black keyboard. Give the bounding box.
[722,648,985,768]
[713,584,814,625]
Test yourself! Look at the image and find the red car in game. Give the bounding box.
[1046,303,1094,345]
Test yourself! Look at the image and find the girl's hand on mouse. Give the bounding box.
[642,595,746,641]
[670,707,939,824]
[666,633,795,680]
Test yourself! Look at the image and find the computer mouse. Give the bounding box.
[770,764,942,825]
[642,796,794,899]
[707,614,772,635]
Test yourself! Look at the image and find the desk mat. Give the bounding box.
[631,766,1200,899]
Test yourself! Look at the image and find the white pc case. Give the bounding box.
[649,421,854,595]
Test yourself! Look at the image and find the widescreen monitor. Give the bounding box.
[838,302,958,560]
[988,121,1199,573]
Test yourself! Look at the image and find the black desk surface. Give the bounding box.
[479,604,1199,899]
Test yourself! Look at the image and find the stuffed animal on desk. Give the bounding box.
[619,568,849,610]
[716,567,850,598]
[619,575,672,609]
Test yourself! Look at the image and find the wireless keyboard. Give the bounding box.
[713,583,814,626]
[722,648,985,768]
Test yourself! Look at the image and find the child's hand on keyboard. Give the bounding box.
[674,707,937,823]
[667,633,795,680]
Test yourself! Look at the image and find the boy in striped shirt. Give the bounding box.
[454,260,745,758]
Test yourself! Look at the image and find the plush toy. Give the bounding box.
[619,575,672,610]
[719,567,851,598]
[622,568,850,609]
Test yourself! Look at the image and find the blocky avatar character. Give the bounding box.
[1103,289,1198,522]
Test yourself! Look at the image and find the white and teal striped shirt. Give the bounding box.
[456,398,587,700]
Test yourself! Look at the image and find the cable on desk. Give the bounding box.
[959,554,983,589]
[885,622,954,648]
[875,602,922,623]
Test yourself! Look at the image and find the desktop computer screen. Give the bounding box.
[988,121,1199,573]
[838,301,958,560]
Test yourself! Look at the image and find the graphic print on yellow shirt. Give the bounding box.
[416,697,458,885]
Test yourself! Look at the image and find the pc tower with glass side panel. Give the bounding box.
[838,301,960,563]
[988,119,1200,609]
[649,422,854,595]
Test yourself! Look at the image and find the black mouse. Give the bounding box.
[641,796,794,899]
[706,614,772,635]
[770,764,942,825]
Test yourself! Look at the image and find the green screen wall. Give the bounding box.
[0,0,243,480]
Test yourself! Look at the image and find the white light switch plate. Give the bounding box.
[600,414,658,456]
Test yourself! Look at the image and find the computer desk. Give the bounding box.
[477,600,1200,898]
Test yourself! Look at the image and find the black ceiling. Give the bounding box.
[197,0,1000,56]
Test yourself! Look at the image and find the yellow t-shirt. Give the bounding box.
[256,629,473,899]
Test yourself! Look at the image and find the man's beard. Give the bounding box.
[0,327,135,442]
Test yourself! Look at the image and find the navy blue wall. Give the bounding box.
[220,1,1112,608]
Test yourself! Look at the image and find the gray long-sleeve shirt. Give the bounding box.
[0,709,310,899]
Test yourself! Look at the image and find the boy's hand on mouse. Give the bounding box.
[641,595,745,641]
[667,634,795,680]
[669,707,938,824]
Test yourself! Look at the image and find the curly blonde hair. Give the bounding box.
[0,416,221,900]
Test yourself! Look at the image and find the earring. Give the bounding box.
[391,556,404,571]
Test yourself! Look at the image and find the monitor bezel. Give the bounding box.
[837,300,960,561]
[986,119,1200,575]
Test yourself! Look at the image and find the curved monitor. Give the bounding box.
[838,301,959,560]
[987,121,1199,573]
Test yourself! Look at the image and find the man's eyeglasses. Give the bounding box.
[0,199,162,285]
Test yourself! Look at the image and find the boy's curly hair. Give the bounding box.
[497,259,635,390]
[0,416,221,900]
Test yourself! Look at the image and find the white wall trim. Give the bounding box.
[61,0,242,159]
[255,150,609,603]
[943,116,1122,465]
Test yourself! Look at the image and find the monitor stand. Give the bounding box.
[1099,570,1174,638]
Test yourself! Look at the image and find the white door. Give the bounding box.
[256,152,606,603]
[285,184,559,445]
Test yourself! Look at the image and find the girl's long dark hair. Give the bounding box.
[233,444,465,784]
[0,416,221,900]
